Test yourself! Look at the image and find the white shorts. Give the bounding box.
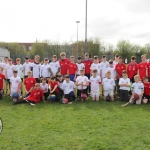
[91,90,100,98]
[104,90,114,97]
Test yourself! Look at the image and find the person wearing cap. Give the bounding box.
[102,71,115,101]
[119,70,131,102]
[40,58,50,81]
[30,55,41,83]
[59,52,70,76]
[76,56,85,76]
[23,56,31,79]
[49,55,60,77]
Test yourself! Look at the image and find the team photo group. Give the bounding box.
[0,52,150,106]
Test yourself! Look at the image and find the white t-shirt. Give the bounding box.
[49,61,60,74]
[90,63,101,75]
[14,64,23,78]
[90,76,101,91]
[132,82,144,95]
[40,83,48,91]
[113,60,118,67]
[58,80,64,90]
[40,64,50,77]
[102,78,115,91]
[10,76,22,92]
[76,75,89,90]
[76,63,85,75]
[2,62,8,75]
[119,78,130,91]
[105,67,116,79]
[100,61,109,78]
[23,62,31,76]
[62,81,76,94]
[30,63,41,78]
[5,64,15,79]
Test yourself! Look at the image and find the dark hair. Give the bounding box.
[122,70,127,74]
[119,56,122,59]
[143,76,148,80]
[102,55,106,58]
[115,54,119,57]
[41,77,47,81]
[93,56,98,59]
[131,56,136,60]
[93,69,97,73]
[85,53,89,56]
[57,74,63,78]
[109,60,113,64]
[50,76,56,80]
[77,56,82,60]
[64,75,70,79]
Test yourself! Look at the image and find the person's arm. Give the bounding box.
[17,82,22,93]
[56,67,60,75]
[49,68,53,76]
[50,85,58,93]
[124,79,131,87]
[49,84,52,91]
[119,79,125,86]
[82,81,89,86]
[100,69,102,80]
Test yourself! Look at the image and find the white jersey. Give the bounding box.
[119,78,130,91]
[1,62,8,75]
[132,82,144,95]
[102,78,115,91]
[40,64,50,77]
[90,63,101,75]
[100,61,109,78]
[58,80,64,90]
[10,76,22,92]
[62,81,76,94]
[76,63,85,75]
[40,83,48,91]
[49,61,60,74]
[23,62,31,76]
[14,64,23,78]
[105,67,116,79]
[30,63,41,78]
[113,60,118,67]
[5,64,15,79]
[90,76,101,91]
[76,75,89,90]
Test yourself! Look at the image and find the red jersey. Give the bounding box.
[127,62,138,79]
[147,62,150,77]
[67,62,77,75]
[0,73,5,89]
[143,82,150,95]
[82,59,93,74]
[115,63,126,78]
[27,88,43,103]
[24,77,36,91]
[48,81,59,93]
[138,62,147,80]
[59,58,70,75]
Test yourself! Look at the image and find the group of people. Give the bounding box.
[0,52,150,106]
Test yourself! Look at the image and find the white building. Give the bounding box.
[0,47,10,61]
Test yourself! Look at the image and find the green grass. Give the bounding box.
[1,96,150,150]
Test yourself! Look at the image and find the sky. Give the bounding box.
[0,0,150,46]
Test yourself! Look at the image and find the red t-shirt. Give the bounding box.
[67,62,77,75]
[0,73,5,89]
[48,81,59,93]
[138,62,147,80]
[143,82,150,95]
[127,62,138,79]
[115,63,126,78]
[24,77,36,91]
[59,58,70,75]
[147,62,150,77]
[27,88,43,103]
[82,59,93,74]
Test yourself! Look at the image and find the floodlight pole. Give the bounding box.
[76,21,80,58]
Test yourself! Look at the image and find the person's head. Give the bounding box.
[93,56,99,63]
[141,54,146,62]
[77,56,82,63]
[70,56,75,62]
[27,70,32,77]
[25,56,29,63]
[41,78,47,84]
[34,83,40,90]
[4,57,8,63]
[131,56,136,63]
[84,53,89,60]
[102,55,106,62]
[16,58,21,65]
[143,76,149,83]
[106,70,111,78]
[34,55,40,63]
[64,75,70,82]
[92,69,97,76]
[80,69,85,76]
[50,76,56,83]
[60,52,66,60]
[0,67,4,73]
[109,60,113,67]
[57,74,63,81]
[44,58,48,64]
[52,55,57,62]
[134,75,140,82]
[8,58,13,65]
[115,54,119,61]
[13,70,18,77]
[122,70,128,78]
[118,56,123,64]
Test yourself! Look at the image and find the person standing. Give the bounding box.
[23,56,31,79]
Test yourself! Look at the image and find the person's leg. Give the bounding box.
[95,91,100,101]
[115,79,120,96]
[69,91,75,101]
[77,89,81,101]
[13,99,28,105]
[54,92,60,102]
[0,89,2,100]
[104,91,108,101]
[129,95,134,104]
[109,90,114,101]
[120,90,124,101]
[44,92,49,100]
[136,95,142,105]
[124,90,129,102]
[85,74,91,93]
[64,94,70,101]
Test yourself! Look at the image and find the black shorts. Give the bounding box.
[77,88,88,97]
[143,94,150,100]
[6,79,10,84]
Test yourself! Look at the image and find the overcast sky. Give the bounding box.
[0,0,150,46]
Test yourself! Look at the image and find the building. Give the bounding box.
[0,47,10,61]
[18,43,33,52]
